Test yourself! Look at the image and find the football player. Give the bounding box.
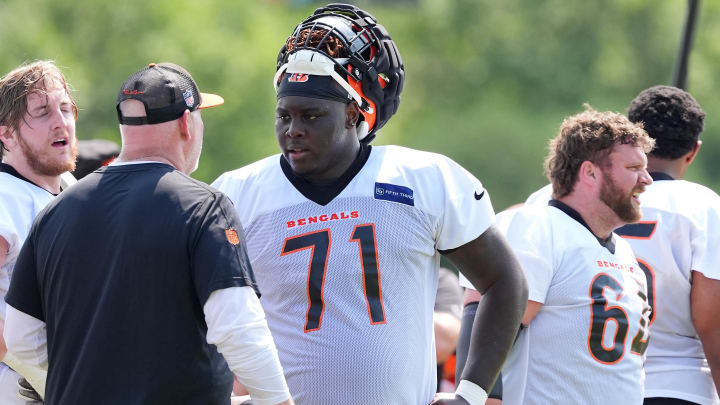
[459,107,655,404]
[212,4,528,404]
[619,86,719,405]
[511,87,719,405]
[0,61,78,403]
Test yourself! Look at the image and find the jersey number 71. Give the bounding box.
[281,224,386,332]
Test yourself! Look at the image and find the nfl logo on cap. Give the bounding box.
[183,89,194,107]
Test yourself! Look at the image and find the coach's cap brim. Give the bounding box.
[199,93,224,109]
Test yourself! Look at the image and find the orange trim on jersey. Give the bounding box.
[618,221,658,240]
[350,223,387,325]
[281,229,332,333]
[587,273,629,365]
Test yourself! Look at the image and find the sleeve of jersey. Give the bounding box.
[435,158,495,251]
[524,183,553,206]
[690,199,720,280]
[211,172,238,204]
[459,209,554,301]
[0,190,24,265]
[504,218,554,304]
[191,193,259,306]
[205,287,291,404]
[5,233,44,322]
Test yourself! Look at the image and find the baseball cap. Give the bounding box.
[116,62,224,125]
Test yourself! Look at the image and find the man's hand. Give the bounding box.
[18,377,43,404]
[431,392,470,404]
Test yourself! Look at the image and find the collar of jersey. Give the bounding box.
[280,143,372,206]
[98,162,174,172]
[0,162,58,196]
[548,199,616,254]
[649,172,674,181]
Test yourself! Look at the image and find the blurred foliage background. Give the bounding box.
[1,0,718,210]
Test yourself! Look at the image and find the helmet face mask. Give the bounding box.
[276,3,404,142]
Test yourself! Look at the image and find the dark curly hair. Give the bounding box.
[285,28,349,59]
[627,85,704,159]
[545,105,654,198]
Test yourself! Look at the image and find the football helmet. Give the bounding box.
[275,3,404,142]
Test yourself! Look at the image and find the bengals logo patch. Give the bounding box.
[225,228,240,245]
[288,73,309,83]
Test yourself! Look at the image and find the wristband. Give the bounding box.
[455,380,488,405]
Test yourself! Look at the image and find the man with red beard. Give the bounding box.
[458,107,655,405]
[483,89,719,405]
[0,61,78,403]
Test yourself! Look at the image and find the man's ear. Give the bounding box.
[178,110,192,140]
[345,102,361,129]
[0,126,16,150]
[685,140,702,164]
[578,160,599,185]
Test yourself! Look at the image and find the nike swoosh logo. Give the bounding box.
[474,190,485,200]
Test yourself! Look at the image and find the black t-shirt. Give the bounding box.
[6,163,257,405]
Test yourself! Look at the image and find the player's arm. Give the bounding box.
[204,286,294,405]
[438,225,528,405]
[3,304,48,399]
[194,194,291,404]
[454,298,502,405]
[691,270,720,396]
[455,288,540,405]
[3,227,49,399]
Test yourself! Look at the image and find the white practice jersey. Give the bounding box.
[524,183,552,206]
[0,167,55,391]
[214,145,494,405]
[614,177,720,404]
[465,203,650,405]
[0,170,54,319]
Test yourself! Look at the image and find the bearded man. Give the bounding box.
[458,106,656,405]
[0,60,78,403]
